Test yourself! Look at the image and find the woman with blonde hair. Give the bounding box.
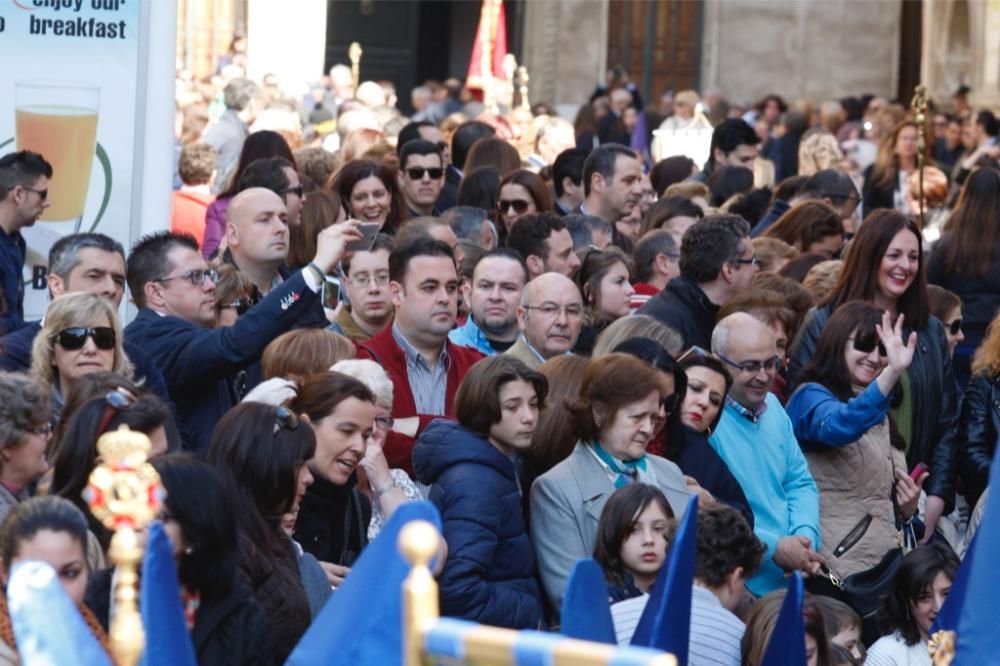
[29,293,132,417]
[862,120,933,213]
[591,314,684,358]
[261,329,356,381]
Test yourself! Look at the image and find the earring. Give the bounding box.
[184,546,194,555]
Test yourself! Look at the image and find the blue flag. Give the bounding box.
[7,560,112,666]
[560,558,616,644]
[760,572,806,666]
[286,500,443,665]
[139,521,197,666]
[630,495,698,665]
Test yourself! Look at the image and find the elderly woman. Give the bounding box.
[29,293,133,419]
[0,373,51,524]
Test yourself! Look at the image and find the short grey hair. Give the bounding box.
[331,359,394,409]
[49,233,124,280]
[442,206,495,248]
[223,77,258,112]
[0,372,51,453]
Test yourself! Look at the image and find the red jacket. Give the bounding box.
[356,326,484,474]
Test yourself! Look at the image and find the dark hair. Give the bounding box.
[822,209,928,329]
[742,591,833,666]
[582,144,638,197]
[812,595,862,640]
[799,301,884,401]
[772,174,810,204]
[500,169,554,215]
[465,137,521,177]
[694,503,764,587]
[50,392,174,550]
[208,402,316,585]
[779,251,828,283]
[941,167,1000,279]
[152,454,238,598]
[678,350,733,432]
[708,119,760,172]
[236,156,293,195]
[633,230,678,283]
[975,110,999,137]
[800,169,859,209]
[640,195,704,238]
[396,121,437,153]
[399,139,443,171]
[289,371,375,424]
[553,148,588,198]
[725,187,773,227]
[341,232,394,275]
[288,189,340,269]
[457,166,502,212]
[568,353,670,442]
[506,212,567,262]
[679,214,751,282]
[926,285,961,323]
[49,233,125,280]
[331,160,408,236]
[0,496,88,571]
[529,355,590,475]
[454,356,548,436]
[707,165,754,207]
[878,542,960,646]
[126,231,200,308]
[577,246,632,317]
[388,236,455,284]
[474,246,529,284]
[593,483,675,586]
[764,201,844,252]
[451,121,496,171]
[443,206,492,248]
[219,130,295,199]
[0,151,53,198]
[650,156,697,196]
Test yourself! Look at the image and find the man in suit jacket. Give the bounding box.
[125,194,361,453]
[504,273,583,370]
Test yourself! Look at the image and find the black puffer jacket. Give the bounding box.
[635,274,720,350]
[788,305,960,511]
[958,374,1000,508]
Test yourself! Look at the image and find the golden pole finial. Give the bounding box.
[348,42,363,95]
[910,84,929,230]
[400,520,441,666]
[517,65,531,112]
[85,425,163,666]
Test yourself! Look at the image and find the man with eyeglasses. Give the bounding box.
[639,214,756,349]
[397,140,445,218]
[708,313,822,597]
[0,150,52,333]
[506,272,584,370]
[449,248,528,355]
[124,220,362,454]
[328,233,394,342]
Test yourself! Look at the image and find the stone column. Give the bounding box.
[520,0,609,119]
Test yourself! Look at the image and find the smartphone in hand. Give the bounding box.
[321,275,341,310]
[345,222,381,253]
[909,462,929,482]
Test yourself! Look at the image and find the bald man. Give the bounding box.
[505,272,584,369]
[707,313,822,597]
[224,187,289,295]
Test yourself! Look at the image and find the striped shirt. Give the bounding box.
[392,323,449,416]
[611,585,744,666]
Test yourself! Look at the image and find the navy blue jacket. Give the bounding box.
[0,228,26,333]
[412,419,544,630]
[125,272,319,454]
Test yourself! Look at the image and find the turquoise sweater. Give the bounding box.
[709,393,820,596]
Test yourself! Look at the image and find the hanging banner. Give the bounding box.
[0,0,145,320]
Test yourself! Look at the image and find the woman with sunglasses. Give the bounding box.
[497,169,553,238]
[788,209,960,541]
[330,160,407,236]
[530,353,691,614]
[574,246,636,356]
[0,373,51,526]
[212,264,259,327]
[29,293,133,421]
[208,401,315,664]
[787,303,925,620]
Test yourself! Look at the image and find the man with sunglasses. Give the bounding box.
[125,220,362,454]
[0,150,52,333]
[397,140,445,218]
[708,313,822,597]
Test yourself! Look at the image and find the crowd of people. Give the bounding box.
[0,51,996,665]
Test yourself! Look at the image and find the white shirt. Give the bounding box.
[864,632,932,666]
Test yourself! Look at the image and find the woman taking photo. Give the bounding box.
[573,247,636,356]
[330,160,407,236]
[530,353,691,613]
[786,303,925,625]
[788,209,960,539]
[30,293,133,420]
[413,356,546,629]
[0,373,51,525]
[208,402,315,663]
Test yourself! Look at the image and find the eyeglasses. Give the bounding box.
[946,318,963,336]
[498,199,531,214]
[347,273,391,288]
[374,415,395,431]
[405,167,444,180]
[54,326,116,351]
[273,406,300,435]
[851,333,887,357]
[522,303,584,319]
[23,421,54,438]
[156,269,218,287]
[731,255,760,269]
[281,184,305,198]
[716,352,782,375]
[22,186,48,200]
[95,389,136,438]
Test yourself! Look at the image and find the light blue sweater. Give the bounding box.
[709,393,820,596]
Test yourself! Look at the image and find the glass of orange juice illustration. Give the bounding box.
[15,81,100,229]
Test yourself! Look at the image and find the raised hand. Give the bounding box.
[876,311,917,374]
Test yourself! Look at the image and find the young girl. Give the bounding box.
[594,482,676,604]
[812,595,864,664]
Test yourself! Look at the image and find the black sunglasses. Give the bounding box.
[225,290,262,316]
[852,332,887,357]
[946,318,963,336]
[498,199,531,214]
[54,326,116,351]
[281,184,305,197]
[273,406,300,435]
[406,167,444,180]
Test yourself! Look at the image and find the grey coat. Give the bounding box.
[529,442,692,614]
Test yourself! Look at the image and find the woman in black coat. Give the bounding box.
[958,312,1000,509]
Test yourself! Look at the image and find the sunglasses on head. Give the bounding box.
[852,331,887,357]
[225,290,262,316]
[54,326,116,351]
[273,406,300,435]
[498,199,531,214]
[946,318,963,336]
[95,389,137,438]
[406,167,444,180]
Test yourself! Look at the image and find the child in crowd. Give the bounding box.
[812,595,863,664]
